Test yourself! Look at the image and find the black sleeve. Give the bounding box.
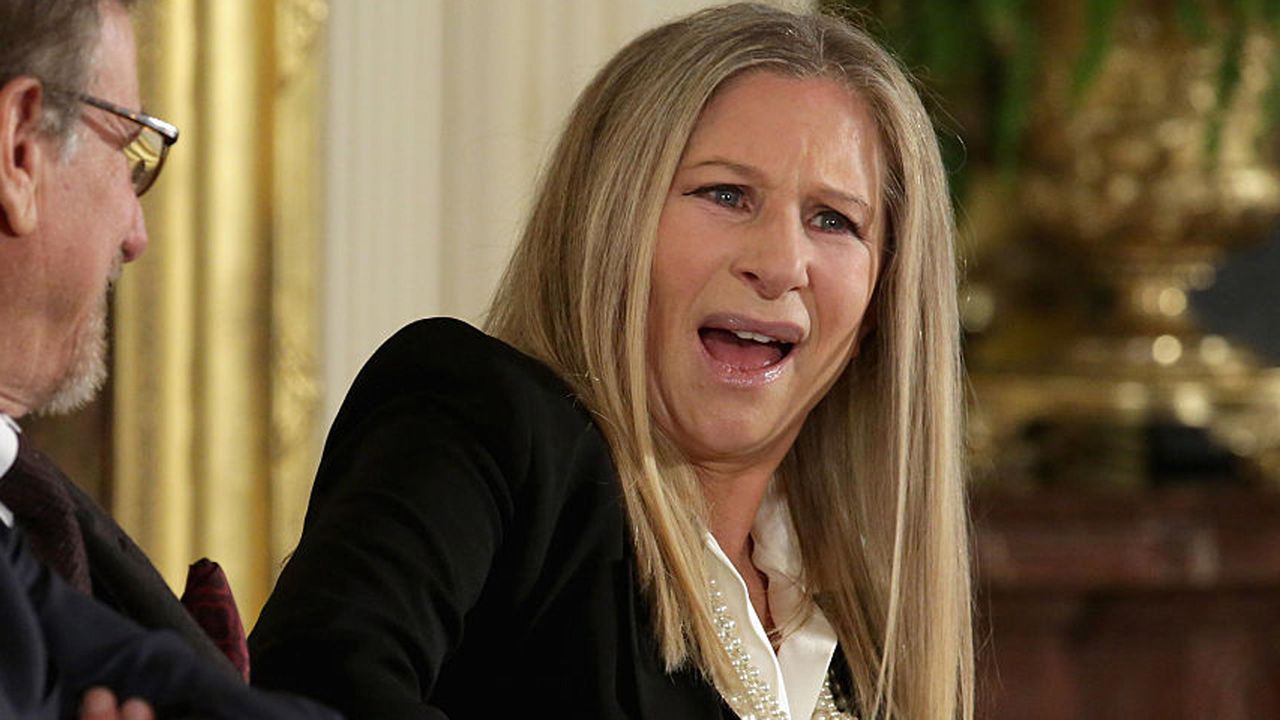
[249,320,551,719]
[0,519,342,720]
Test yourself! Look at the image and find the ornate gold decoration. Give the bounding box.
[278,0,328,81]
[115,0,326,625]
[270,0,326,597]
[971,2,1280,487]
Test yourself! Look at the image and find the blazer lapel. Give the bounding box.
[615,558,725,719]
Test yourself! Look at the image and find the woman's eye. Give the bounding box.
[812,209,861,238]
[687,184,747,209]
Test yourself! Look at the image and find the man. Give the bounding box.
[0,1,338,717]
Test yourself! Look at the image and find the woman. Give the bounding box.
[250,4,973,719]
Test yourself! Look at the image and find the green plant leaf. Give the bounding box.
[1266,43,1280,135]
[1260,0,1280,136]
[1073,0,1122,102]
[977,0,1020,50]
[1175,0,1209,41]
[996,0,1037,179]
[1239,0,1265,23]
[1207,21,1247,156]
[922,0,958,81]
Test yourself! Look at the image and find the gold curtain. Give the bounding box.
[113,0,326,626]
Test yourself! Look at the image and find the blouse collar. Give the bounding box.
[703,483,839,719]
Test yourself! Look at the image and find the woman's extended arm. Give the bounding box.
[250,391,519,719]
[249,319,569,719]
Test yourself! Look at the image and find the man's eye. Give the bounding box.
[686,184,746,209]
[812,209,861,238]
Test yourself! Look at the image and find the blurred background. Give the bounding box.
[23,0,1280,717]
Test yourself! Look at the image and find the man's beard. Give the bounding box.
[35,259,120,416]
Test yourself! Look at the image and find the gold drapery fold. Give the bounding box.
[114,0,325,626]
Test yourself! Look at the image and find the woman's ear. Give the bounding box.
[851,320,875,360]
[850,286,880,360]
[0,77,49,237]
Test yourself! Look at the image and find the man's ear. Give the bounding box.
[0,77,49,237]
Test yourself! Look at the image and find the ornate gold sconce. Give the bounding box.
[971,1,1280,488]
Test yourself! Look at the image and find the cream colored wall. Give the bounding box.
[323,0,808,421]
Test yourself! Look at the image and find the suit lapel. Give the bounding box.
[1,438,240,681]
[0,442,92,593]
[63,477,241,679]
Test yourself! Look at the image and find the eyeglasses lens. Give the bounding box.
[123,127,167,196]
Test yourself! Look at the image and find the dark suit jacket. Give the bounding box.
[0,511,343,719]
[250,318,727,719]
[0,442,237,678]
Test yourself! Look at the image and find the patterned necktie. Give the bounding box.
[0,440,92,593]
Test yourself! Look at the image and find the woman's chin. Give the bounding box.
[671,412,801,475]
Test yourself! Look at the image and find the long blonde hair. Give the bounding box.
[485,4,972,718]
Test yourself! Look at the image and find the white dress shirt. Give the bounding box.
[0,413,19,528]
[703,484,839,720]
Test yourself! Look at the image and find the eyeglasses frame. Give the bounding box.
[49,88,180,196]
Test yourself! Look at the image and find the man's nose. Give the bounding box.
[731,209,810,300]
[120,198,148,262]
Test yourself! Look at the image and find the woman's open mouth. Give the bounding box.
[698,327,796,371]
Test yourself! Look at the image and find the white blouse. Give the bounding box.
[703,484,839,720]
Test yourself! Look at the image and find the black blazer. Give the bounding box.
[0,512,341,719]
[250,318,726,719]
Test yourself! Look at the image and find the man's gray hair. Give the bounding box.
[0,0,135,145]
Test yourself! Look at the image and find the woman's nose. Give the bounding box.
[731,210,810,300]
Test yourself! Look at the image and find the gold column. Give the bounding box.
[271,0,327,592]
[115,0,325,626]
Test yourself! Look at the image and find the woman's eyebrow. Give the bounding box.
[685,158,871,214]
[683,157,767,184]
[816,184,871,214]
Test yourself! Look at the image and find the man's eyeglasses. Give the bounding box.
[75,93,179,197]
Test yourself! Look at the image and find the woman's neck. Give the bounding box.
[699,466,778,642]
[699,465,772,565]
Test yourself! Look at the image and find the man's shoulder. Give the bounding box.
[60,476,162,594]
[2,451,156,595]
